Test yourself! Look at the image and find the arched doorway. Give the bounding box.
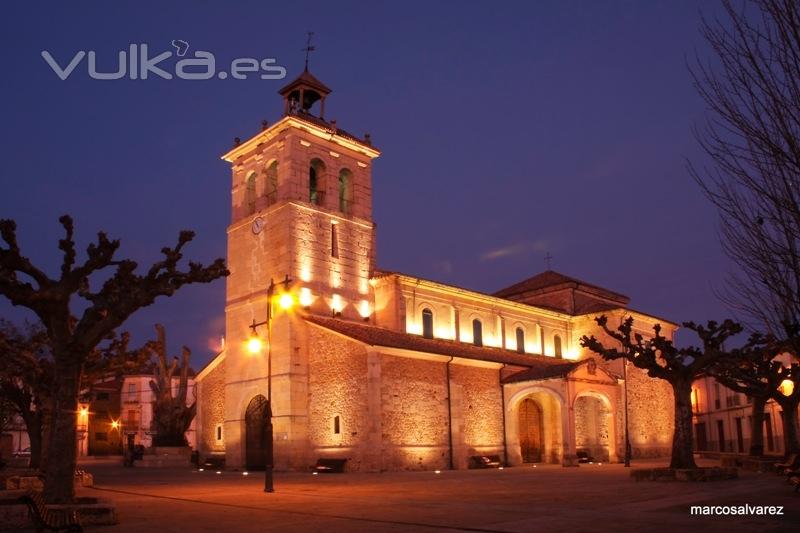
[518,398,543,463]
[574,394,611,462]
[245,395,269,470]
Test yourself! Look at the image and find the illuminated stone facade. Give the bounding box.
[195,69,677,470]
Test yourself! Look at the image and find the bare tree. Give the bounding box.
[0,216,227,502]
[0,321,52,470]
[581,316,742,469]
[708,333,786,455]
[0,321,149,471]
[146,324,196,447]
[690,0,800,349]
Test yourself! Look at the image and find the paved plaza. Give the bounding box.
[47,459,798,532]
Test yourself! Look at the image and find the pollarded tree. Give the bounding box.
[0,321,150,471]
[0,216,228,503]
[146,324,196,447]
[0,320,52,470]
[581,316,742,469]
[708,333,787,456]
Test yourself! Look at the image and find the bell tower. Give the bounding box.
[219,69,380,469]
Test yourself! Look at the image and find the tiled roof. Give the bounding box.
[493,270,629,304]
[278,69,332,95]
[501,362,582,383]
[305,315,575,370]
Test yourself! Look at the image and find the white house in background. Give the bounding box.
[119,375,197,450]
[1,413,31,459]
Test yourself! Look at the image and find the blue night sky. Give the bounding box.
[0,1,730,366]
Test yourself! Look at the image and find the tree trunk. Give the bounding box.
[776,398,800,457]
[43,357,81,503]
[748,396,767,457]
[670,380,698,469]
[25,414,42,470]
[39,408,52,474]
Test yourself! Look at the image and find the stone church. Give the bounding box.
[195,69,676,471]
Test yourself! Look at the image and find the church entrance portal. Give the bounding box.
[518,398,543,463]
[245,395,269,471]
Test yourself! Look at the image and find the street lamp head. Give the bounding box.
[111,420,120,430]
[247,335,264,354]
[79,407,89,417]
[278,292,295,310]
[780,378,794,397]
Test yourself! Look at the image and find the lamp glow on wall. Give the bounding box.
[780,379,794,397]
[358,300,371,320]
[299,287,313,308]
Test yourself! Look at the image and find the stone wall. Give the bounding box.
[450,364,504,465]
[627,366,674,457]
[307,325,370,469]
[198,357,226,457]
[381,355,449,470]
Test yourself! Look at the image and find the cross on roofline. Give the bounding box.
[544,252,553,270]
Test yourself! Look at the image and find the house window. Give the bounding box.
[515,327,525,354]
[331,223,339,258]
[127,383,136,402]
[245,171,257,215]
[338,169,353,214]
[554,334,562,358]
[216,424,223,442]
[265,161,278,206]
[309,158,325,205]
[472,319,483,347]
[333,416,341,435]
[714,383,721,410]
[422,308,434,339]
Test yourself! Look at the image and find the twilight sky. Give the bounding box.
[0,1,732,366]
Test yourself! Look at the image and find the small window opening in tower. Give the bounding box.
[265,161,278,207]
[333,415,340,435]
[338,168,353,214]
[245,172,257,215]
[331,222,339,258]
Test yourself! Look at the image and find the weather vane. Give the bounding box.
[302,31,315,71]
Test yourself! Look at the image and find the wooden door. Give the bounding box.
[518,398,543,463]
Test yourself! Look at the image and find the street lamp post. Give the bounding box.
[248,275,293,493]
[623,356,631,467]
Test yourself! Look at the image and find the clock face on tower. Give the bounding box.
[252,216,264,235]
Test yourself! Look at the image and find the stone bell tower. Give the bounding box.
[219,68,380,469]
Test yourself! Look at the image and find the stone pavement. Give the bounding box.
[38,460,800,532]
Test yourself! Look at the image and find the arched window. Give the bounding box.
[245,172,257,215]
[338,168,353,214]
[265,161,278,206]
[516,327,525,354]
[472,319,483,347]
[422,308,434,339]
[309,158,325,205]
[554,334,562,358]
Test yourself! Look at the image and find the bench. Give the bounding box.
[313,458,347,473]
[775,453,799,474]
[576,451,594,464]
[469,455,502,469]
[19,491,82,532]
